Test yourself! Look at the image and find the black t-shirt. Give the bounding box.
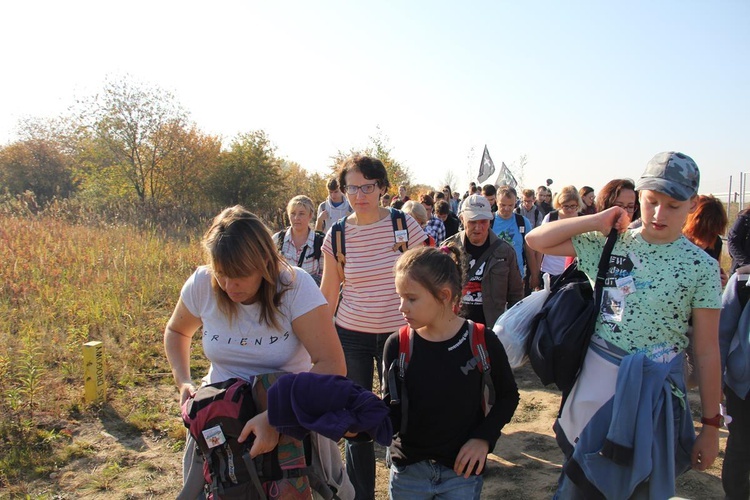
[461,236,490,325]
[383,321,519,471]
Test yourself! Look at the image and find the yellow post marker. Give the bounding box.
[83,341,106,404]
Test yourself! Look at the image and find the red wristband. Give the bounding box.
[701,413,723,428]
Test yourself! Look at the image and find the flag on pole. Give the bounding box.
[477,145,495,183]
[496,162,518,189]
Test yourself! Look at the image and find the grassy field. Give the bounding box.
[0,210,208,491]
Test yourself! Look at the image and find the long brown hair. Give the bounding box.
[683,195,728,251]
[202,205,293,329]
[596,179,636,212]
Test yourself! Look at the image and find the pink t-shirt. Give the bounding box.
[322,212,425,334]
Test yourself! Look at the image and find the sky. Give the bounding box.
[2,0,748,199]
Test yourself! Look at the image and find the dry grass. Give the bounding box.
[0,206,207,488]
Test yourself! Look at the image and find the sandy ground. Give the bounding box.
[8,364,727,499]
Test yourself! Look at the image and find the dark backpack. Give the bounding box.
[527,229,618,397]
[182,375,340,500]
[275,230,325,267]
[330,208,409,281]
[387,321,495,436]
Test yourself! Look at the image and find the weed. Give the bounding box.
[89,461,123,491]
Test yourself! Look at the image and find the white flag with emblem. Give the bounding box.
[477,145,495,183]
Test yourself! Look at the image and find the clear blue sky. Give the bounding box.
[2,0,748,198]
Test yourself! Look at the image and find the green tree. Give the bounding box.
[329,127,412,191]
[281,160,328,207]
[80,76,189,203]
[207,131,282,219]
[161,125,222,208]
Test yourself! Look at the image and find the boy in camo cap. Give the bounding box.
[526,151,722,498]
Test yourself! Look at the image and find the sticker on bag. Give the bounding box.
[202,425,226,448]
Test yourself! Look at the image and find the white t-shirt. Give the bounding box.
[540,211,568,275]
[180,266,327,384]
[317,198,353,233]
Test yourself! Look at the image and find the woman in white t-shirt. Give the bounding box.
[273,195,323,284]
[164,206,346,498]
[320,155,425,500]
[540,186,581,280]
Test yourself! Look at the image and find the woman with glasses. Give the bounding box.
[597,178,638,219]
[540,185,582,282]
[320,155,425,500]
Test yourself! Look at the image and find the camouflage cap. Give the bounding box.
[634,151,700,201]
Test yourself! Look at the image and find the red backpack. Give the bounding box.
[182,375,340,500]
[387,320,495,435]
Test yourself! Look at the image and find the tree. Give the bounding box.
[207,131,282,219]
[508,154,528,189]
[440,170,459,194]
[0,139,77,203]
[161,125,221,208]
[280,160,327,206]
[329,127,413,192]
[80,76,189,203]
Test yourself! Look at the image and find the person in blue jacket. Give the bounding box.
[719,265,750,499]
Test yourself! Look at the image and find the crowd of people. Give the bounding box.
[164,151,750,500]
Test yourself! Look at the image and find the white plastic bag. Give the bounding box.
[493,287,550,369]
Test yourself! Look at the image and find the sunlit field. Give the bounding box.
[0,208,207,489]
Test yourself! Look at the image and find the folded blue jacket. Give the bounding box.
[564,352,694,500]
[267,372,392,447]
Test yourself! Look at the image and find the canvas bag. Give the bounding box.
[527,229,618,396]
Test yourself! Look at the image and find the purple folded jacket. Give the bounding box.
[267,372,392,446]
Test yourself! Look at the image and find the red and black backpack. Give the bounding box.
[386,320,496,435]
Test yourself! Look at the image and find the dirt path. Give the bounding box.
[9,364,726,499]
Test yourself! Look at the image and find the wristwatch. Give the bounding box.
[701,413,724,428]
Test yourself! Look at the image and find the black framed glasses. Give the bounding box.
[615,203,636,213]
[346,183,378,195]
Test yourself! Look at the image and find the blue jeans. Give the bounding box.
[337,325,391,500]
[389,460,483,500]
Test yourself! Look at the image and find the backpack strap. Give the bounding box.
[242,449,269,500]
[549,210,559,222]
[312,231,325,261]
[460,321,496,415]
[297,244,309,267]
[275,230,285,252]
[514,213,528,266]
[387,325,414,435]
[513,213,526,238]
[330,217,348,282]
[390,208,409,253]
[594,229,619,311]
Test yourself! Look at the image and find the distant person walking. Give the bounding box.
[316,177,353,233]
[273,195,324,284]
